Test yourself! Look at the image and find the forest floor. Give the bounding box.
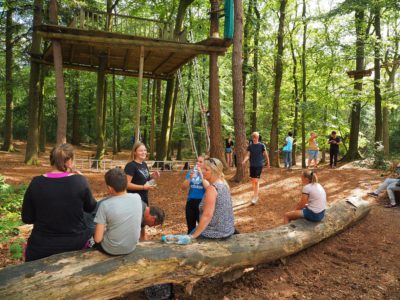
[0,141,399,299]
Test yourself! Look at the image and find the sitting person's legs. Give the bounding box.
[375,178,398,194]
[386,181,400,207]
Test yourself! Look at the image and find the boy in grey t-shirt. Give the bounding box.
[94,168,143,255]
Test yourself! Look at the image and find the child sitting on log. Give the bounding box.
[93,168,143,255]
[284,170,327,224]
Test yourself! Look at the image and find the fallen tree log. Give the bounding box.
[0,197,371,300]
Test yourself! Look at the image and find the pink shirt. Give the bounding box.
[45,172,70,178]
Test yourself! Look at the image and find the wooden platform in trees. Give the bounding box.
[0,198,371,300]
[35,25,231,80]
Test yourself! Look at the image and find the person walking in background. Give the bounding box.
[181,156,209,234]
[242,132,270,205]
[328,131,341,168]
[22,144,97,262]
[283,131,294,169]
[307,132,319,169]
[225,134,234,168]
[124,142,160,205]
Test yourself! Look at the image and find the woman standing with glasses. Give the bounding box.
[190,158,235,239]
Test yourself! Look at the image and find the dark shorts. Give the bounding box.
[250,166,263,178]
[302,207,325,222]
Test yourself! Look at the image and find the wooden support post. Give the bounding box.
[135,45,145,143]
[49,0,67,144]
[80,8,85,29]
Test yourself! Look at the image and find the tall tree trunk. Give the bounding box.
[269,0,287,168]
[300,0,307,168]
[112,74,117,154]
[155,79,162,151]
[2,1,14,151]
[157,0,194,161]
[102,77,108,146]
[347,10,365,160]
[289,27,299,166]
[149,80,156,159]
[251,0,260,133]
[25,0,43,164]
[71,72,80,146]
[242,0,252,106]
[117,91,122,152]
[94,55,107,162]
[382,31,399,157]
[209,0,226,166]
[233,0,247,181]
[158,80,174,161]
[167,76,180,159]
[38,67,48,153]
[373,6,382,143]
[49,0,67,145]
[143,79,151,146]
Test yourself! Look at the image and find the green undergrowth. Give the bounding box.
[0,175,27,260]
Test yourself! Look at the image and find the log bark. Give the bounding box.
[0,199,371,299]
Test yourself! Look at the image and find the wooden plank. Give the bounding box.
[107,47,111,69]
[135,46,145,143]
[69,44,75,63]
[122,49,129,71]
[0,198,372,299]
[90,46,93,66]
[37,26,228,54]
[153,52,175,73]
[144,50,152,63]
[32,58,172,79]
[166,54,197,75]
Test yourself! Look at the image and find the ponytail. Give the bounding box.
[49,143,75,172]
[303,170,318,184]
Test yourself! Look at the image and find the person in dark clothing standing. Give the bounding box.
[242,132,270,205]
[328,131,341,168]
[21,144,97,262]
[124,142,160,205]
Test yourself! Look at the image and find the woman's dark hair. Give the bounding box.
[49,144,75,172]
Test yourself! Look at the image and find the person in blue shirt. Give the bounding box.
[181,156,210,233]
[242,132,270,205]
[282,131,294,169]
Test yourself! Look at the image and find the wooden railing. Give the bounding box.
[69,8,175,40]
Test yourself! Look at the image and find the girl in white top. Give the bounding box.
[284,170,326,224]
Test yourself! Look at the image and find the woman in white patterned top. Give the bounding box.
[190,158,235,239]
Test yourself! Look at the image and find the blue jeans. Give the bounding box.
[284,151,292,168]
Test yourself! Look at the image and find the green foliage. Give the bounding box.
[0,175,26,248]
[9,239,24,260]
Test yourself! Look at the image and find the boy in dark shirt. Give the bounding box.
[328,131,341,168]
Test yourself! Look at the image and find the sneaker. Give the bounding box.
[384,204,397,208]
[251,197,258,205]
[367,192,378,198]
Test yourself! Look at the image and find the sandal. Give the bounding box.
[384,204,397,208]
